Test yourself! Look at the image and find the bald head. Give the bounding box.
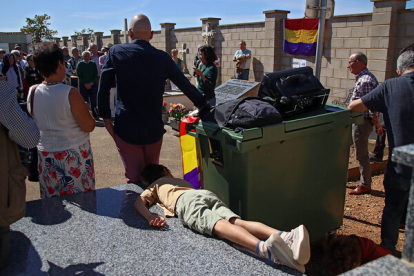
[129,14,153,41]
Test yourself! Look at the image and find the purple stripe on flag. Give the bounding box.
[184,167,199,189]
[284,40,317,56]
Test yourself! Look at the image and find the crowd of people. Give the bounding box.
[0,13,413,274]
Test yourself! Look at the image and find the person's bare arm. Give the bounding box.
[349,99,384,135]
[371,117,384,136]
[134,197,167,227]
[69,88,95,133]
[348,98,368,113]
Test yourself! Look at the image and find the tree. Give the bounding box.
[73,28,94,40]
[20,14,58,43]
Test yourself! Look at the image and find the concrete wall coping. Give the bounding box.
[333,12,372,19]
[263,9,290,14]
[218,21,265,28]
[154,21,263,33]
[398,8,414,13]
[171,26,202,32]
[200,17,222,21]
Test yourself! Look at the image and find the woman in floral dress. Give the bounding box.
[28,44,96,198]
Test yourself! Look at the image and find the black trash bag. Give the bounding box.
[208,97,283,133]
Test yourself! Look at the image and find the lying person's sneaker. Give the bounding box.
[265,233,306,273]
[349,185,371,195]
[279,225,311,265]
[369,154,383,163]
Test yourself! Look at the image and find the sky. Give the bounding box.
[1,0,413,38]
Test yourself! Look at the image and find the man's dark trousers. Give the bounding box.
[80,84,98,118]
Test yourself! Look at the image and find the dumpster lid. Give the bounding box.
[196,104,357,143]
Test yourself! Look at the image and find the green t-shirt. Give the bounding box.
[197,63,217,100]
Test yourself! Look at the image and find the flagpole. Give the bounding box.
[314,0,327,80]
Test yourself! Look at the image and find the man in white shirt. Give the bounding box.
[233,40,251,80]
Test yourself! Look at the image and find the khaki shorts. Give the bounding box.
[175,190,239,236]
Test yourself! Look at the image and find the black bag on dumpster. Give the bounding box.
[213,97,282,132]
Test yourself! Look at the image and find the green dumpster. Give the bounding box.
[188,104,363,241]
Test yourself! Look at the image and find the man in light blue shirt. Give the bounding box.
[233,40,251,80]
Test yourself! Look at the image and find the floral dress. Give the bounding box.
[38,140,95,198]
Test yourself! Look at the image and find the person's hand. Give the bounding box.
[147,214,167,227]
[197,102,214,121]
[193,67,203,77]
[376,126,384,136]
[84,83,92,89]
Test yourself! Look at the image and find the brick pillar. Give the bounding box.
[71,35,78,47]
[200,17,221,46]
[263,10,290,73]
[54,38,61,46]
[160,23,176,53]
[369,0,408,81]
[62,36,69,47]
[81,34,89,49]
[94,32,104,50]
[110,30,122,45]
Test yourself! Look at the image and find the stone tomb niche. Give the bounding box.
[215,79,260,105]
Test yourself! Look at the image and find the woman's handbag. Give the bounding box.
[0,124,28,227]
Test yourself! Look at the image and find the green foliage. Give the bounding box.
[73,28,94,39]
[20,14,58,43]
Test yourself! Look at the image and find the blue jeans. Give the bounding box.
[236,69,249,80]
[380,168,410,254]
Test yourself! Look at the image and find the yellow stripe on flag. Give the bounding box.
[180,134,198,175]
[285,29,318,44]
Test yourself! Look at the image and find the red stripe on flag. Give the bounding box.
[284,18,319,31]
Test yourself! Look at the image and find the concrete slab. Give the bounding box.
[1,184,302,276]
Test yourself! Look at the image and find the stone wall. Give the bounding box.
[59,0,413,104]
[319,13,374,101]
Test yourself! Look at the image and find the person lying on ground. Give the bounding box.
[324,233,392,275]
[134,164,311,273]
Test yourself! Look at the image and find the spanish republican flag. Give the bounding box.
[179,116,203,189]
[284,18,319,56]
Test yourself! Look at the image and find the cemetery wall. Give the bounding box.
[59,0,413,104]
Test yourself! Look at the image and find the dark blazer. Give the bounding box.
[98,39,206,145]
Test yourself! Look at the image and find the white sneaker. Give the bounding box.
[285,225,311,265]
[265,233,305,273]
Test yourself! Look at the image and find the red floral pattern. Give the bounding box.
[38,141,95,199]
[70,167,81,178]
[53,151,68,160]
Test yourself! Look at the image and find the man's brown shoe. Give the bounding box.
[349,185,371,195]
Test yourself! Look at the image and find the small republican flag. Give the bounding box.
[179,116,203,189]
[283,18,319,56]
